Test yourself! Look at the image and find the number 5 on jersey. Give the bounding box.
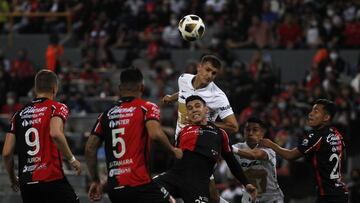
[112,128,126,158]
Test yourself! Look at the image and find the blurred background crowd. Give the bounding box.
[1,0,360,203]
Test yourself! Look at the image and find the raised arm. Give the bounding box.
[260,138,302,160]
[146,120,183,159]
[162,92,179,104]
[214,114,239,134]
[2,133,19,192]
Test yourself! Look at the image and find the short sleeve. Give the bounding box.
[144,102,160,121]
[215,94,234,119]
[221,128,231,153]
[297,131,322,155]
[259,147,275,160]
[52,103,69,122]
[91,113,104,139]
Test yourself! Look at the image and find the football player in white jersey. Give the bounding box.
[232,117,284,203]
[162,55,239,203]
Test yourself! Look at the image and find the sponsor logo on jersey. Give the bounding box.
[109,168,131,177]
[302,139,309,146]
[240,160,261,168]
[107,106,136,119]
[219,105,231,111]
[326,133,341,145]
[109,159,133,168]
[109,119,130,128]
[19,106,47,118]
[22,118,42,127]
[22,163,47,173]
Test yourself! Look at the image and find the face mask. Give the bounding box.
[327,9,335,17]
[323,22,332,30]
[170,19,177,26]
[277,102,286,110]
[7,98,15,105]
[330,52,338,61]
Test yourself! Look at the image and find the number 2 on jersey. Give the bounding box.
[25,127,40,156]
[112,128,126,158]
[329,153,340,179]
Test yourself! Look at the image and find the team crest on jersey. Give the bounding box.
[302,139,309,146]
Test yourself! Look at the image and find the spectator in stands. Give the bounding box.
[276,12,302,49]
[246,14,271,48]
[0,0,9,33]
[46,34,64,73]
[0,65,11,106]
[10,48,35,96]
[0,92,22,115]
[344,10,360,48]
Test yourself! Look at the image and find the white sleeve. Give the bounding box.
[215,94,234,119]
[259,147,276,161]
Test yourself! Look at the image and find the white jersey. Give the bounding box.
[232,142,284,202]
[175,73,234,138]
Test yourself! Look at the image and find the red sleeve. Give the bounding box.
[221,128,231,153]
[52,103,69,122]
[91,113,104,139]
[144,102,160,121]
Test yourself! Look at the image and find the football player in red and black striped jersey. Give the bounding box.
[154,95,257,203]
[85,68,182,203]
[261,99,348,203]
[2,70,81,203]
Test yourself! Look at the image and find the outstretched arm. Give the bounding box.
[214,114,239,134]
[146,120,183,159]
[162,92,179,104]
[232,146,268,160]
[260,138,302,160]
[223,152,257,199]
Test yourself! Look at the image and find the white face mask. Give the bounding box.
[330,52,338,61]
[323,22,332,30]
[7,98,15,105]
[327,9,335,17]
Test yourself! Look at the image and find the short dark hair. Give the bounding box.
[35,70,58,93]
[314,99,336,119]
[200,55,222,69]
[120,67,143,86]
[246,117,267,130]
[185,95,206,105]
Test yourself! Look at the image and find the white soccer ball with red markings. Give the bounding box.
[178,14,205,41]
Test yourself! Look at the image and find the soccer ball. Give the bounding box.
[178,14,205,41]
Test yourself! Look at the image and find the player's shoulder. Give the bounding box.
[210,82,227,96]
[178,73,194,83]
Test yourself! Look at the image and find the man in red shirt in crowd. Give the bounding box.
[85,68,182,203]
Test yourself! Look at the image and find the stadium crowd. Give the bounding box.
[1,0,360,202]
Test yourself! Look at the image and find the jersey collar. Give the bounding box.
[32,97,48,103]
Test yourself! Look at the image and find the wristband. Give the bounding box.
[232,146,239,153]
[69,156,76,163]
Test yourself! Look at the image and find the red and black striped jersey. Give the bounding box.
[297,126,348,197]
[91,97,160,188]
[8,97,69,185]
[177,122,231,161]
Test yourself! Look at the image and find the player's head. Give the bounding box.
[196,55,222,86]
[35,70,58,96]
[185,95,208,125]
[119,67,144,96]
[244,117,267,148]
[308,99,336,128]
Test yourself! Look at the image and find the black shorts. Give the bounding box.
[108,181,170,203]
[316,194,348,203]
[20,178,79,203]
[154,172,210,203]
